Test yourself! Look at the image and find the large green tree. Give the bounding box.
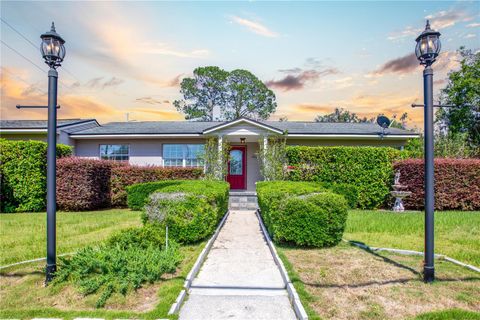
[437,48,480,147]
[174,66,277,121]
[315,108,370,123]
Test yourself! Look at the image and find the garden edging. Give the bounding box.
[168,210,230,315]
[256,209,309,320]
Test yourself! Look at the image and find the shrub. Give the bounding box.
[286,146,402,209]
[55,238,181,308]
[127,180,229,243]
[143,192,218,243]
[0,139,72,212]
[394,158,480,210]
[110,166,203,206]
[56,157,115,211]
[55,158,203,211]
[107,223,167,249]
[127,180,229,214]
[257,181,348,247]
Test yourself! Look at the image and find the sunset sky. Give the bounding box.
[1,1,479,129]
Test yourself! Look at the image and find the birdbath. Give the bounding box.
[390,171,412,212]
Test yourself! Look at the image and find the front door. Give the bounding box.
[227,146,246,190]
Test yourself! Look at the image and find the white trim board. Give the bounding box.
[203,118,284,135]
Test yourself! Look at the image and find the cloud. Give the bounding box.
[266,59,339,91]
[135,97,164,105]
[388,7,475,41]
[464,33,477,39]
[371,53,419,76]
[139,42,210,58]
[230,16,279,38]
[294,104,334,113]
[425,8,474,30]
[387,26,423,41]
[169,74,183,87]
[132,108,183,120]
[467,22,480,28]
[103,77,124,88]
[84,77,125,90]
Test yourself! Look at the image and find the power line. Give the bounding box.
[0,18,82,83]
[1,17,38,49]
[1,39,74,91]
[0,39,46,73]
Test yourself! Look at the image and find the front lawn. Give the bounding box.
[278,210,480,320]
[0,242,205,319]
[345,210,480,266]
[0,209,142,266]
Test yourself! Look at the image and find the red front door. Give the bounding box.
[227,146,246,190]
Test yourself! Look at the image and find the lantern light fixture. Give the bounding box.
[415,20,441,66]
[240,137,246,144]
[40,22,66,68]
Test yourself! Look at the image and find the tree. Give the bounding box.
[315,108,370,123]
[437,47,480,148]
[174,66,277,121]
[173,66,229,121]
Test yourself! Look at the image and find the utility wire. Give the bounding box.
[1,18,82,83]
[1,39,74,91]
[0,39,46,73]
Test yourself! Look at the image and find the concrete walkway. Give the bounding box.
[179,210,297,320]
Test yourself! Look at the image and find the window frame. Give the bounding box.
[162,143,205,168]
[99,144,130,162]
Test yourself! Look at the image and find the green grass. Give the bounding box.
[0,209,142,266]
[0,242,204,319]
[345,210,480,266]
[414,309,480,320]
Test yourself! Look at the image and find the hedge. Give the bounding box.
[56,157,114,211]
[394,159,480,210]
[110,165,203,206]
[128,180,229,243]
[257,181,349,247]
[55,158,203,210]
[0,139,72,212]
[127,180,229,215]
[286,146,403,209]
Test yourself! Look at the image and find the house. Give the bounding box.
[0,117,418,191]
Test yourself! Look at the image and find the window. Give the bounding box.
[100,144,129,161]
[163,144,204,167]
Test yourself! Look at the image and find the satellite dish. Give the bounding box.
[377,116,391,129]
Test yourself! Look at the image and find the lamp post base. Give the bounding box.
[45,264,56,285]
[423,266,435,283]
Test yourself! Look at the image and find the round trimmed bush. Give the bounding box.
[271,192,348,247]
[143,191,218,243]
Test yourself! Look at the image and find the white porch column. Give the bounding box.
[218,134,223,179]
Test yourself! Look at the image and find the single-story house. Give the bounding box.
[0,117,418,191]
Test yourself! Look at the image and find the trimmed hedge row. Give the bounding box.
[0,139,72,212]
[286,146,403,209]
[111,165,203,206]
[56,158,115,211]
[128,180,229,243]
[56,157,203,211]
[394,158,480,210]
[257,181,349,247]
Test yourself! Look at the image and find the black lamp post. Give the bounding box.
[415,20,441,283]
[40,22,66,284]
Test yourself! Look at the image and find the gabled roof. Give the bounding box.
[69,117,418,139]
[203,117,284,134]
[0,119,98,130]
